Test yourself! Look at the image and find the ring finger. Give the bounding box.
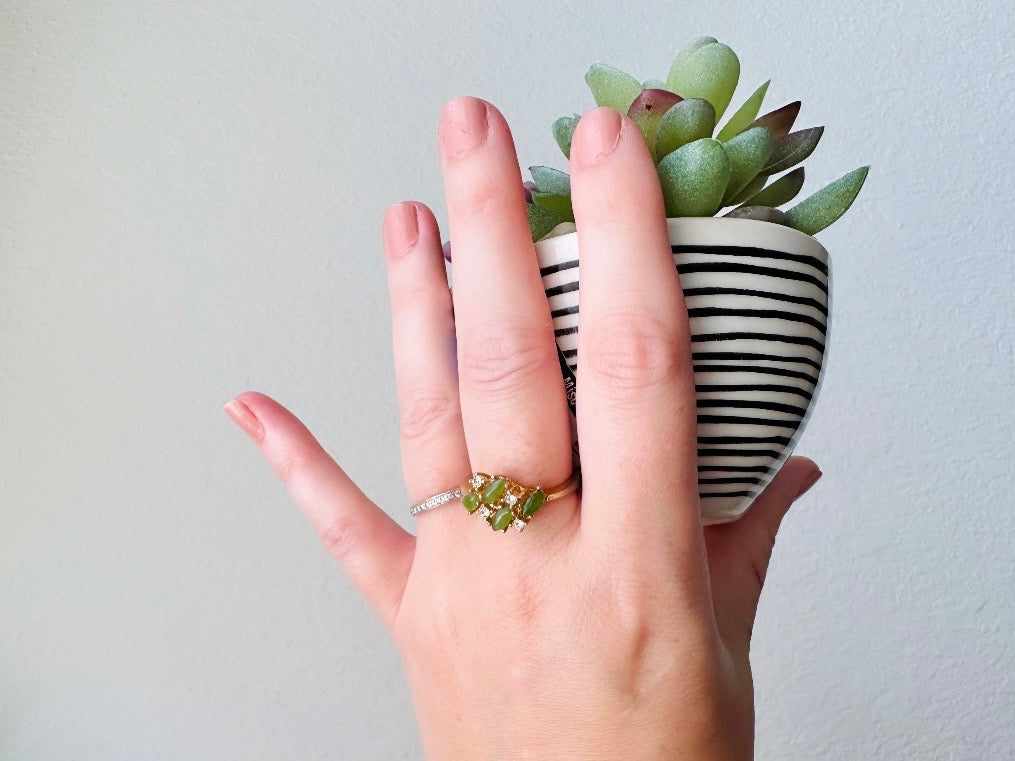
[438,96,575,540]
[383,200,471,543]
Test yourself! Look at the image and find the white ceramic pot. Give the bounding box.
[533,217,830,524]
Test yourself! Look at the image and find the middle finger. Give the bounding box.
[438,96,574,535]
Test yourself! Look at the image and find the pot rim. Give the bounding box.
[537,216,830,262]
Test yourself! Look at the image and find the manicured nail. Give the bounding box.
[574,108,622,167]
[224,398,264,443]
[385,201,419,258]
[440,96,489,158]
[795,469,823,500]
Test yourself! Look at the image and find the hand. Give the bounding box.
[224,96,823,760]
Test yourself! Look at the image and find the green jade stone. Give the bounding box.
[462,492,480,513]
[521,488,547,518]
[490,506,514,532]
[480,477,507,504]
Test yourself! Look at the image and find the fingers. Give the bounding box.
[703,456,821,652]
[569,108,701,556]
[383,201,471,541]
[437,96,574,527]
[224,391,415,630]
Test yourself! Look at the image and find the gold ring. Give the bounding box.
[460,466,581,532]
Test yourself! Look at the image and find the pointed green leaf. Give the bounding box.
[527,202,564,242]
[760,126,823,176]
[725,174,767,206]
[740,167,805,208]
[747,101,801,141]
[528,166,571,195]
[665,41,740,122]
[627,88,684,162]
[552,114,581,160]
[642,78,669,90]
[657,138,731,218]
[532,191,575,223]
[720,126,775,206]
[723,205,790,225]
[784,166,870,235]
[585,64,644,114]
[717,80,771,142]
[655,98,716,161]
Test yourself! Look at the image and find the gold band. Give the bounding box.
[460,466,581,532]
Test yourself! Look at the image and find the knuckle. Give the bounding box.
[319,515,358,561]
[399,388,459,445]
[454,178,504,220]
[460,320,556,396]
[583,311,681,393]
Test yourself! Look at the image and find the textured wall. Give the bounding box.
[2,1,1013,758]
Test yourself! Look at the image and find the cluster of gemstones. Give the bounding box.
[461,473,547,532]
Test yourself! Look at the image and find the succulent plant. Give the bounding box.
[523,36,870,243]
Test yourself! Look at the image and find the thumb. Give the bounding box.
[704,456,822,652]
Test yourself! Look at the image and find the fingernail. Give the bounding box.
[384,202,419,258]
[574,108,622,167]
[224,398,264,443]
[440,96,489,158]
[795,469,823,500]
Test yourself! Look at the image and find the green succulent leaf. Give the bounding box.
[665,40,740,122]
[585,64,644,114]
[667,36,718,76]
[739,167,805,208]
[657,137,732,218]
[717,80,771,142]
[723,205,790,225]
[655,98,716,160]
[747,101,801,141]
[784,165,870,235]
[627,88,684,162]
[527,202,564,242]
[552,114,581,160]
[531,191,575,223]
[642,78,669,90]
[528,165,571,195]
[719,126,775,206]
[760,126,823,176]
[725,174,767,206]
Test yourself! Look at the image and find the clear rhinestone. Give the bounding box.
[478,506,493,519]
[505,493,518,506]
[512,518,526,531]
[470,474,483,489]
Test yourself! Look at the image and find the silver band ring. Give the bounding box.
[409,486,463,516]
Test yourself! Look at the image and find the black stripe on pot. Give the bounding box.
[670,244,828,276]
[693,364,819,384]
[682,287,828,316]
[697,448,783,458]
[551,304,580,318]
[545,281,579,298]
[696,384,815,401]
[697,435,793,446]
[695,398,809,417]
[698,476,765,486]
[687,307,827,333]
[691,351,823,371]
[700,490,759,499]
[691,332,826,352]
[676,262,828,294]
[697,463,775,473]
[697,414,801,429]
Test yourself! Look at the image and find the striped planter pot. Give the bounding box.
[534,216,830,525]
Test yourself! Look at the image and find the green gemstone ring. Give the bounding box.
[459,467,581,533]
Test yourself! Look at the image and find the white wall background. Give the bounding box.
[2,1,1013,758]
